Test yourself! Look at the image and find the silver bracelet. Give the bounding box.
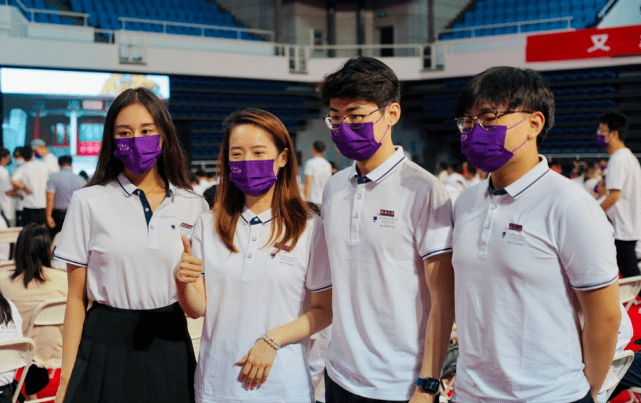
[260,333,281,350]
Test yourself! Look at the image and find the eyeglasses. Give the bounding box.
[455,110,533,133]
[324,106,386,129]
[596,129,610,136]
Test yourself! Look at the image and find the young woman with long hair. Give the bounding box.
[53,87,208,403]
[174,108,332,403]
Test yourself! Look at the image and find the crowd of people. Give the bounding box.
[0,57,640,403]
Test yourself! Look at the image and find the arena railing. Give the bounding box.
[11,0,89,26]
[118,16,274,42]
[439,16,573,38]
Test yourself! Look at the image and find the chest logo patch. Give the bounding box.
[171,225,176,230]
[509,223,522,232]
[380,209,394,217]
[180,223,193,230]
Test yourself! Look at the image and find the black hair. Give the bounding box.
[18,145,33,160]
[195,169,207,178]
[599,110,629,141]
[449,160,462,173]
[11,223,52,288]
[438,161,449,171]
[13,147,22,158]
[88,88,191,189]
[560,160,574,179]
[455,67,555,147]
[79,171,89,181]
[0,291,12,325]
[467,165,477,175]
[584,159,598,170]
[312,141,326,153]
[203,184,217,209]
[58,155,72,166]
[319,56,400,108]
[0,148,9,159]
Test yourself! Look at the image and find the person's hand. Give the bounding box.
[47,215,55,229]
[22,186,32,195]
[173,235,202,284]
[235,338,277,390]
[409,387,437,403]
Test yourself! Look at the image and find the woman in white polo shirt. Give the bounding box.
[174,108,332,403]
[53,88,209,403]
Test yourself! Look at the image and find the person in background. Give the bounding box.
[452,66,619,403]
[329,161,338,175]
[53,87,208,403]
[573,160,601,199]
[597,111,641,278]
[32,139,59,178]
[599,157,608,175]
[0,148,15,227]
[46,156,86,238]
[444,160,467,203]
[12,145,49,226]
[190,173,206,196]
[174,108,332,403]
[0,224,67,399]
[0,291,22,403]
[78,171,89,182]
[202,184,217,209]
[195,169,209,190]
[464,165,480,187]
[304,140,332,210]
[11,148,26,227]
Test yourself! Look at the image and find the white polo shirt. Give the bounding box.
[322,147,453,400]
[54,173,208,310]
[192,207,331,403]
[605,147,641,240]
[0,299,22,386]
[0,165,14,221]
[452,157,618,403]
[12,160,48,209]
[41,152,59,177]
[304,156,332,205]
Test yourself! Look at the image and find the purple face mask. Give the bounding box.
[596,134,608,148]
[331,114,389,161]
[228,159,278,197]
[113,134,163,175]
[461,116,530,173]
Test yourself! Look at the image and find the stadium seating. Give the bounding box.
[441,0,609,40]
[169,76,318,164]
[9,0,262,41]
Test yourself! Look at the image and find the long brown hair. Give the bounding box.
[88,87,191,188]
[215,108,311,253]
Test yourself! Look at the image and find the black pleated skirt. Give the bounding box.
[63,302,196,403]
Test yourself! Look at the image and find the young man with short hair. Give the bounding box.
[452,66,620,403]
[318,56,454,403]
[46,155,86,237]
[597,110,641,278]
[304,140,332,210]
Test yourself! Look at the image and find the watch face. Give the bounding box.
[425,378,440,393]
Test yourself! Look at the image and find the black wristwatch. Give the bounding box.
[416,376,440,393]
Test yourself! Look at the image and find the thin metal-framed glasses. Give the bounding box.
[455,110,533,133]
[324,106,386,130]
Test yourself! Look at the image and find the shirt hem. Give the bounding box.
[325,365,412,401]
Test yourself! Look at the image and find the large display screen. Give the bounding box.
[0,68,170,176]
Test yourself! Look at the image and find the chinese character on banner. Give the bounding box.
[587,34,611,53]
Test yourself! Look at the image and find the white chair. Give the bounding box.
[0,337,36,403]
[0,227,22,245]
[603,350,635,401]
[24,298,66,403]
[187,316,204,360]
[619,276,641,310]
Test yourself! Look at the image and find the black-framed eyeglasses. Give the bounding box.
[455,110,533,133]
[324,106,386,129]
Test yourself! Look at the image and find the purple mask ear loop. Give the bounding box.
[373,108,390,145]
[507,115,532,153]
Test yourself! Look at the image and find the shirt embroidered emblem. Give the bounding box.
[171,225,176,230]
[180,223,193,230]
[509,223,522,231]
[380,209,394,217]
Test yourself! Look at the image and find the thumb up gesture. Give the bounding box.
[174,235,203,284]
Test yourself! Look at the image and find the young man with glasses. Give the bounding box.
[318,56,455,403]
[451,66,620,403]
[597,111,641,278]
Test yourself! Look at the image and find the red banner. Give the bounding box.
[526,25,641,62]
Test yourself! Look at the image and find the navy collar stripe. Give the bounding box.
[375,156,406,183]
[513,169,550,198]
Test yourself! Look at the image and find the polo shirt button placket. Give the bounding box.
[351,189,364,243]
